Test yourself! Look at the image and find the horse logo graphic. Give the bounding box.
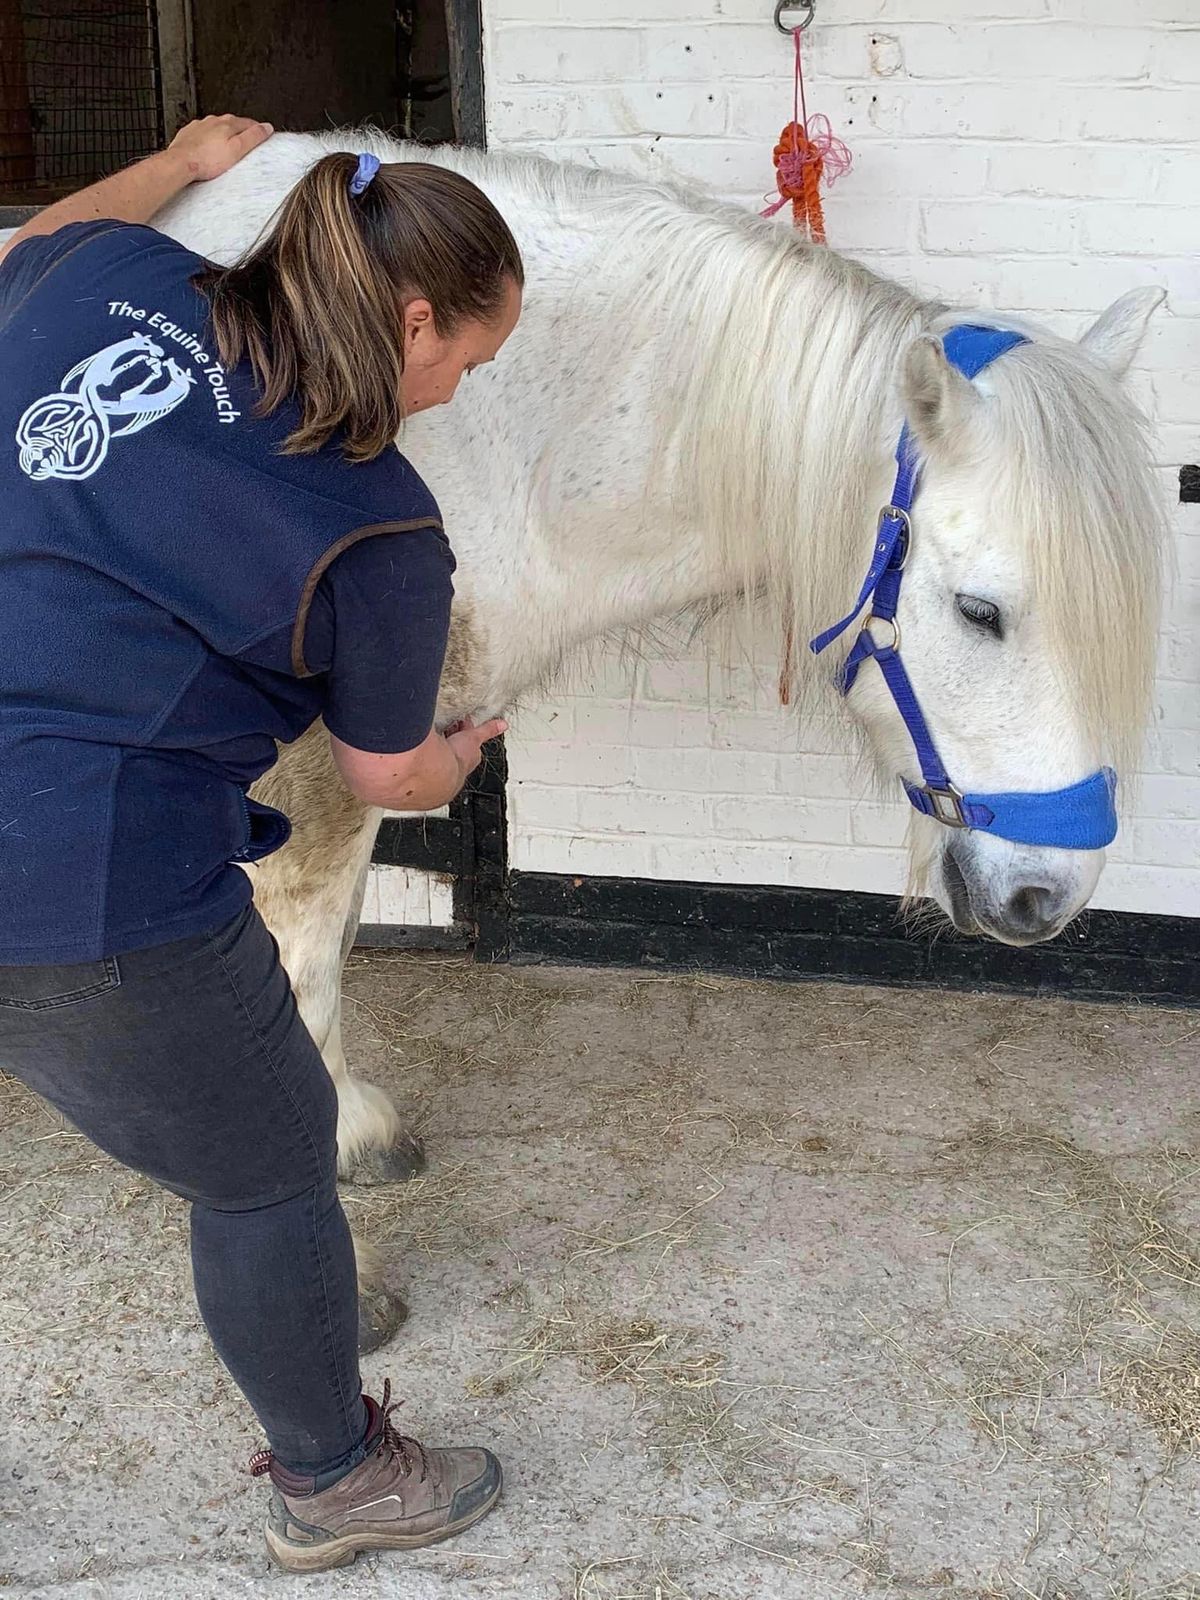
[17,333,195,482]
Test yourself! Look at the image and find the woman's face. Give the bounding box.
[400,277,522,415]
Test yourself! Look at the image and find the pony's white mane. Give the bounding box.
[616,190,926,695]
[276,131,1166,768]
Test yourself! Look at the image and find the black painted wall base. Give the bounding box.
[505,872,1200,1008]
[357,923,469,951]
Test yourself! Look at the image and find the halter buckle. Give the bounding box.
[919,783,968,828]
[877,504,911,566]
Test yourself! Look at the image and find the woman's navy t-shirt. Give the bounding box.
[0,220,455,963]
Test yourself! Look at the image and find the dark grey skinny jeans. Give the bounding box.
[0,903,370,1476]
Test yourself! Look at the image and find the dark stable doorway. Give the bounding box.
[192,1,462,142]
[0,1,482,210]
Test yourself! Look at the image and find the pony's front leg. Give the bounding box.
[249,723,426,1188]
[321,874,426,1183]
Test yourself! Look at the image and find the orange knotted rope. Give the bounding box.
[767,120,829,242]
[763,24,851,702]
[762,27,851,243]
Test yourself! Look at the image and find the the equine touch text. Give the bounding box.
[107,299,241,425]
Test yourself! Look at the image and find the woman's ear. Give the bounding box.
[402,298,437,358]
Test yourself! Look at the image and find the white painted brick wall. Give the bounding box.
[485,1,1200,918]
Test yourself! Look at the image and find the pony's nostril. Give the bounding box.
[1004,885,1059,936]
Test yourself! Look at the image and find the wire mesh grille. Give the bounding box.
[1,2,163,199]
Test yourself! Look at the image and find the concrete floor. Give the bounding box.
[1,952,1198,1599]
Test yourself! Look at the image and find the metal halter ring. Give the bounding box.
[864,614,900,652]
[774,0,816,35]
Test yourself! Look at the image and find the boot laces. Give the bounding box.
[377,1379,429,1483]
[247,1380,427,1483]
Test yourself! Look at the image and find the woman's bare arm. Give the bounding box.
[0,115,272,266]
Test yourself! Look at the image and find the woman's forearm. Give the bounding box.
[0,115,272,266]
[6,151,193,246]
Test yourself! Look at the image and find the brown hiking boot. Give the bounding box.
[249,1381,502,1573]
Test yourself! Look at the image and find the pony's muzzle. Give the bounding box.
[938,832,1102,947]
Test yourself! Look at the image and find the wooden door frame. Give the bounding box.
[445,0,485,147]
[364,739,510,959]
[156,0,197,139]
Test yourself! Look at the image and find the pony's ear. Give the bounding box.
[1078,287,1165,377]
[901,334,980,456]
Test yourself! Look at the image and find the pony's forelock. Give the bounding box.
[962,335,1164,776]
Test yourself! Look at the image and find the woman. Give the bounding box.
[0,116,522,1573]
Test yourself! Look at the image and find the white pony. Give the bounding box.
[158,131,1164,1217]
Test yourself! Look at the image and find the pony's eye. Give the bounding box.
[956,594,1003,637]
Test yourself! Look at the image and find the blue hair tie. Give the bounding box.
[349,152,381,198]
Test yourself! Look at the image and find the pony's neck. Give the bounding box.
[422,172,930,716]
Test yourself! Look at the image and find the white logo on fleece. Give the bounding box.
[17,333,195,482]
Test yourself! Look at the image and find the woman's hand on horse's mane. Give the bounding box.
[164,116,275,185]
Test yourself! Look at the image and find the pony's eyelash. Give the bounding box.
[956,594,1003,638]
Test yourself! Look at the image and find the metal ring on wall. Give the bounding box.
[774,0,816,34]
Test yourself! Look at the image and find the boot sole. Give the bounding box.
[264,1476,503,1573]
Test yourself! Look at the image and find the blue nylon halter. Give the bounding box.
[809,324,1118,852]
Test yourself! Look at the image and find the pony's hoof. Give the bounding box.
[354,1133,427,1185]
[358,1287,409,1356]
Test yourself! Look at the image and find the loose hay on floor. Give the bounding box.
[345,1160,516,1259]
[3,956,1200,1599]
[933,1124,1200,1460]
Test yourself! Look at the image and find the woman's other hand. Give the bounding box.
[443,716,508,782]
[330,716,508,813]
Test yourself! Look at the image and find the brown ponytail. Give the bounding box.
[194,153,524,461]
